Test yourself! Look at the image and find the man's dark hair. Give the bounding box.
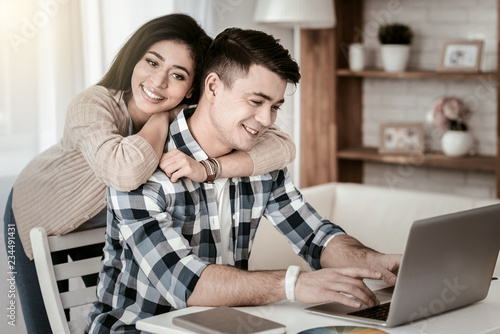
[98,13,212,104]
[201,27,300,91]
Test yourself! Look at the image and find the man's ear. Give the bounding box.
[204,72,222,103]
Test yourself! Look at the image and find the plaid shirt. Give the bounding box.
[86,109,345,333]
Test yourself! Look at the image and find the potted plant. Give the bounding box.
[378,23,413,72]
[426,96,474,157]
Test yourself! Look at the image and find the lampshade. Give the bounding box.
[253,0,336,29]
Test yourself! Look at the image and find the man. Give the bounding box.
[86,27,400,333]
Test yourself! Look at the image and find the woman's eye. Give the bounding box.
[251,100,263,106]
[172,73,185,80]
[146,59,158,67]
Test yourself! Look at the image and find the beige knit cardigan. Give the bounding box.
[13,86,295,259]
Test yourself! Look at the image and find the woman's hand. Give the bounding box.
[159,149,206,183]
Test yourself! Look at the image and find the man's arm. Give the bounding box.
[187,264,383,309]
[187,266,284,306]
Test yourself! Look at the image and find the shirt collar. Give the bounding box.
[165,107,208,162]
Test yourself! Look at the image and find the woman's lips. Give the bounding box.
[142,85,165,101]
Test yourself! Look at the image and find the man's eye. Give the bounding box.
[272,106,281,112]
[251,100,263,106]
[147,59,158,67]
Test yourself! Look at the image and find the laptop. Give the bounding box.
[305,203,500,327]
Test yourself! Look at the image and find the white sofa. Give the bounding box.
[249,182,500,277]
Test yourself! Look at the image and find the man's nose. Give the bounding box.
[255,108,273,127]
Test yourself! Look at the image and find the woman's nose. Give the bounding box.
[151,71,169,88]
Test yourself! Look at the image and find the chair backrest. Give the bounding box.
[30,227,105,334]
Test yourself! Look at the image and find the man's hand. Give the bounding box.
[367,253,401,286]
[159,149,206,183]
[320,235,402,287]
[294,267,383,308]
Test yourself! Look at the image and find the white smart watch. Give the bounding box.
[285,265,301,302]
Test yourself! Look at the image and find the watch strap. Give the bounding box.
[285,265,300,302]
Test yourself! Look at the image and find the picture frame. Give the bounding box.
[438,40,483,72]
[379,123,424,154]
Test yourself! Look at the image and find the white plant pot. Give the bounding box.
[441,131,473,157]
[380,44,410,72]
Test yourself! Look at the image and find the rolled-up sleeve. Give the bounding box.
[263,170,345,270]
[107,182,210,310]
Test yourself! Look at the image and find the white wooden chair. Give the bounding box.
[30,227,106,334]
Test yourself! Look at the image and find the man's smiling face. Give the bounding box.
[209,64,287,152]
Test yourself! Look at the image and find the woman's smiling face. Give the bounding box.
[128,40,195,119]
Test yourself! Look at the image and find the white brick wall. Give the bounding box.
[359,0,497,198]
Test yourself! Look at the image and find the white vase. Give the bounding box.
[349,43,365,71]
[380,44,410,72]
[441,131,473,157]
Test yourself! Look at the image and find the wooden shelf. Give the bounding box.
[336,69,497,81]
[337,147,496,172]
[300,0,500,197]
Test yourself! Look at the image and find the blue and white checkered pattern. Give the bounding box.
[86,110,345,333]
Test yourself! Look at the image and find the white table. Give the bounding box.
[137,280,500,334]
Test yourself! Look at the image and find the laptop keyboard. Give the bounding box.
[347,302,391,321]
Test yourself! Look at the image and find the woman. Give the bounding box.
[3,13,295,333]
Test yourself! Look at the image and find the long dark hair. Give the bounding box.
[201,27,300,91]
[98,13,212,104]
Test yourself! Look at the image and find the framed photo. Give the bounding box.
[438,40,483,72]
[379,123,424,154]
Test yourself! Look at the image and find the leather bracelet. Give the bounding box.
[200,159,216,183]
[285,265,300,302]
[199,160,214,183]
